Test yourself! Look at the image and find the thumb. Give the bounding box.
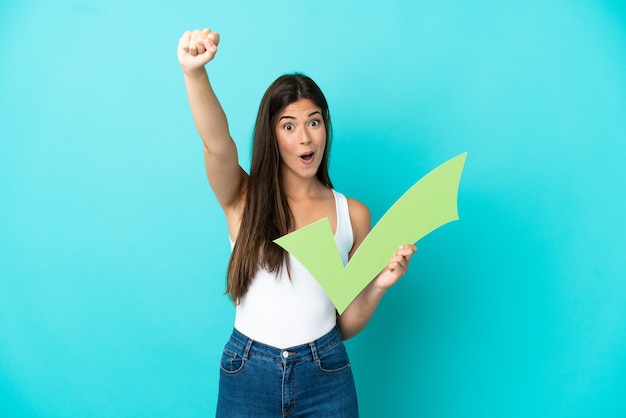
[206,31,220,47]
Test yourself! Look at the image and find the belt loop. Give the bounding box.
[309,340,320,362]
[242,338,253,361]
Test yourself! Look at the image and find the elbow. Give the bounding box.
[337,316,365,341]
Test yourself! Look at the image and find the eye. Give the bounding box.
[309,119,321,127]
[283,123,294,131]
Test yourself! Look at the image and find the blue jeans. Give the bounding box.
[216,326,359,417]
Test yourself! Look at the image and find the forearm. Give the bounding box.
[182,67,233,155]
[338,243,418,340]
[337,281,387,340]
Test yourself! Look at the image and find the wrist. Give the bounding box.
[367,279,389,297]
[182,66,209,80]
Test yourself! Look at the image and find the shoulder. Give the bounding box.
[346,197,370,225]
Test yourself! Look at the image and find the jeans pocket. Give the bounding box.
[316,341,351,374]
[219,344,246,375]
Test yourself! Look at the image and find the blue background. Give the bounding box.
[1,0,625,417]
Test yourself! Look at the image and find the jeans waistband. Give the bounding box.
[229,326,343,362]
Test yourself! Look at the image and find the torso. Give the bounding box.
[288,186,337,233]
[232,189,354,348]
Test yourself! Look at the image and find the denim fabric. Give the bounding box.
[216,327,359,417]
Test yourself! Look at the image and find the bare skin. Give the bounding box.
[178,28,417,340]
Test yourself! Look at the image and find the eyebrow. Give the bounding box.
[279,111,322,121]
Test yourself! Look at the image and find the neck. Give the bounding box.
[281,173,326,200]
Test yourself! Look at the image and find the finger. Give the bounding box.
[397,244,417,258]
[178,31,192,53]
[203,31,219,56]
[396,249,411,262]
[188,29,207,56]
[197,28,213,54]
[399,244,417,253]
[188,32,199,56]
[196,39,207,55]
[388,256,408,271]
[207,31,220,47]
[203,38,216,54]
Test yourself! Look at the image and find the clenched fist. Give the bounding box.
[177,28,220,73]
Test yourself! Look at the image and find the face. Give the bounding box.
[275,98,327,181]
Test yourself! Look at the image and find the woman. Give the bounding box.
[178,28,417,418]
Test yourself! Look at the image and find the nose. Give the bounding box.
[299,130,312,145]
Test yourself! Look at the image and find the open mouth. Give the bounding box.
[299,152,314,162]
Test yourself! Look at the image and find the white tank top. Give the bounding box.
[232,190,353,348]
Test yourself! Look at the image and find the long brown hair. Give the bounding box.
[226,73,333,302]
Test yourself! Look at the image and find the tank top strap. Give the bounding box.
[332,189,354,266]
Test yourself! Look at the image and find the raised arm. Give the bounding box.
[178,29,247,230]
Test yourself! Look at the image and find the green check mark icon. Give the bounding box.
[274,152,467,314]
